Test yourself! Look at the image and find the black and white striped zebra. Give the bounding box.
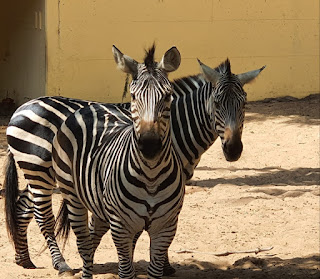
[52,45,184,278]
[4,54,265,275]
[4,96,101,272]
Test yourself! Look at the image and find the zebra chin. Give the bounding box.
[138,131,162,160]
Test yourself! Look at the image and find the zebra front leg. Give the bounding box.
[132,230,142,255]
[33,190,71,273]
[89,215,110,258]
[147,222,178,279]
[132,232,175,276]
[163,251,176,276]
[111,225,135,279]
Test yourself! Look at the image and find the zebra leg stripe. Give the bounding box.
[64,198,94,279]
[89,215,110,258]
[110,225,135,279]
[30,181,69,271]
[14,187,35,268]
[147,221,178,279]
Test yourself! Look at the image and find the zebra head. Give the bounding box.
[198,59,265,162]
[113,45,181,160]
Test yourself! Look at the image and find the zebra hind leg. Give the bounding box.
[33,191,72,274]
[54,199,73,274]
[14,187,36,269]
[62,199,93,279]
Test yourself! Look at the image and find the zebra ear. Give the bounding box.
[237,65,266,85]
[158,46,181,73]
[198,59,221,85]
[112,45,138,77]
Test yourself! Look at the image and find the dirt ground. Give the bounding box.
[0,95,319,279]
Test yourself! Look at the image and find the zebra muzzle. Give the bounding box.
[138,131,162,160]
[223,128,243,162]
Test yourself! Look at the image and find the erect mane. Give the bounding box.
[173,74,203,84]
[216,58,232,76]
[144,44,156,72]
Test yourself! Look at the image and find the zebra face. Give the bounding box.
[113,45,181,160]
[212,78,246,162]
[199,58,265,162]
[131,69,173,159]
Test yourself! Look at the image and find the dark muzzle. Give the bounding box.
[138,131,162,160]
[222,128,243,162]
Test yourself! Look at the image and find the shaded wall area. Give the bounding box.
[0,0,45,110]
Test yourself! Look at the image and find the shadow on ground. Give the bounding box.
[189,167,320,188]
[87,254,320,279]
[246,94,320,126]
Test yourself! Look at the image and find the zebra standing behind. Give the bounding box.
[51,45,184,279]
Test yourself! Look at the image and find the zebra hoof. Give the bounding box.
[16,259,36,269]
[58,271,76,278]
[58,262,73,275]
[163,265,176,276]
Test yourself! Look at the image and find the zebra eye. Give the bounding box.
[131,93,136,101]
[165,94,172,102]
[214,101,220,110]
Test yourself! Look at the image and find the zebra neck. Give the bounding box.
[171,79,218,178]
[132,131,173,174]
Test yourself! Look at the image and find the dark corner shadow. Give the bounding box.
[188,167,320,188]
[245,94,320,126]
[87,254,320,279]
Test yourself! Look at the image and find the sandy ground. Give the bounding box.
[0,95,319,279]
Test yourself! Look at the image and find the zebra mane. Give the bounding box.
[144,44,156,72]
[173,74,204,84]
[216,58,232,76]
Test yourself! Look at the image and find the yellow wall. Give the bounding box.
[46,0,319,102]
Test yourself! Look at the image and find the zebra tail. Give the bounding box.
[55,199,71,249]
[4,151,19,244]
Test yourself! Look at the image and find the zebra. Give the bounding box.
[4,96,101,272]
[52,44,185,278]
[4,56,265,275]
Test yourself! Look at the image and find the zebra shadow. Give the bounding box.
[88,254,320,278]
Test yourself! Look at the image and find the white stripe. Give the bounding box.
[8,146,52,168]
[7,126,52,153]
[10,110,58,134]
[38,100,68,121]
